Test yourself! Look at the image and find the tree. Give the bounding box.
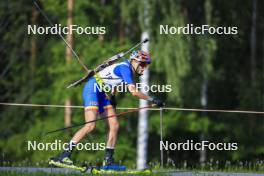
[137,0,150,170]
[64,0,74,130]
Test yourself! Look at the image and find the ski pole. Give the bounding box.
[33,1,90,73]
[45,104,155,135]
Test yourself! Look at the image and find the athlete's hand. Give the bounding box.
[150,97,165,107]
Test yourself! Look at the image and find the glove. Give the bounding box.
[149,97,165,107]
[109,95,117,109]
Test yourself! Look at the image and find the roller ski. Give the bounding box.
[91,167,152,175]
[91,156,152,175]
[48,153,87,172]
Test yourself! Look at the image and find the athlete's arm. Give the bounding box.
[127,84,150,100]
[116,63,165,107]
[128,84,165,107]
[114,64,149,99]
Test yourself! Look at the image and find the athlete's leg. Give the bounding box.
[102,105,119,165]
[104,106,119,148]
[56,108,98,162]
[55,78,99,163]
[71,108,98,143]
[71,77,99,143]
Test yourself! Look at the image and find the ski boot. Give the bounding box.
[49,155,86,172]
[49,151,73,166]
[49,151,86,172]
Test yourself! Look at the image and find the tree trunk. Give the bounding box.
[64,0,74,129]
[199,79,208,163]
[98,0,105,43]
[137,0,150,169]
[262,35,264,131]
[198,0,214,163]
[119,18,124,45]
[250,0,257,83]
[30,5,38,94]
[137,32,150,170]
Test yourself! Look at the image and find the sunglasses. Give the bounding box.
[139,62,149,68]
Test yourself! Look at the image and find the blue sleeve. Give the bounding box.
[114,65,134,84]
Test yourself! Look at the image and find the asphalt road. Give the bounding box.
[0,167,263,176]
